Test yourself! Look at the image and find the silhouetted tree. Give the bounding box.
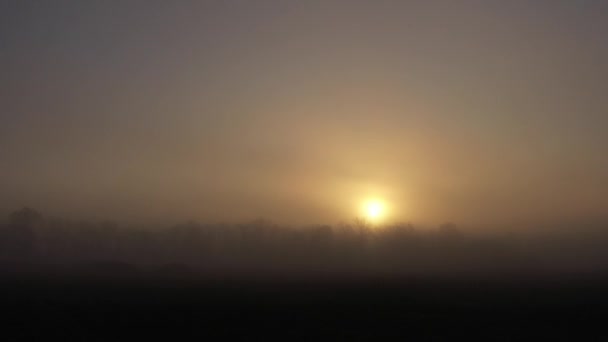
[9,207,43,227]
[2,207,43,260]
[438,222,462,241]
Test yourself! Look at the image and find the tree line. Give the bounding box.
[2,207,608,276]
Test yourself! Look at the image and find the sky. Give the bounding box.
[1,0,607,227]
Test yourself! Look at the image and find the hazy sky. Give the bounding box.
[1,0,607,226]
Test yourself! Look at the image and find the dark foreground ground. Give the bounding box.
[3,271,608,341]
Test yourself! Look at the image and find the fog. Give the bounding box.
[4,2,608,339]
[3,208,608,278]
[2,1,608,226]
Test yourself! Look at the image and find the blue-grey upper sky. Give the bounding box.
[1,1,607,227]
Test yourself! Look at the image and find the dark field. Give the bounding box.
[3,209,608,340]
[3,272,608,341]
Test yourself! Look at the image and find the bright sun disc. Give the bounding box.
[364,200,385,222]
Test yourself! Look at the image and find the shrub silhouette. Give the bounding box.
[2,208,608,276]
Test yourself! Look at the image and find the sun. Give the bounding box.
[362,200,386,222]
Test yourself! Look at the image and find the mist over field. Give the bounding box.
[4,207,608,340]
[3,207,608,278]
[2,1,608,340]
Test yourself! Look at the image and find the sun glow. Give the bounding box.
[363,200,386,222]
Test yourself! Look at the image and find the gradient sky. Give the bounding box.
[1,0,607,226]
